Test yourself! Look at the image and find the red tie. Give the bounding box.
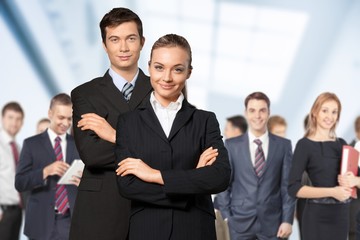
[54,137,69,214]
[10,141,19,165]
[10,141,22,207]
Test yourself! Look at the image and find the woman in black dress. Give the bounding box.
[288,92,352,240]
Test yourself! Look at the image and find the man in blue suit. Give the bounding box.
[15,93,81,240]
[215,92,295,240]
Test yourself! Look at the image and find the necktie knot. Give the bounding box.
[254,139,262,146]
[55,136,61,143]
[122,82,134,102]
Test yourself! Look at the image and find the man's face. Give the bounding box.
[103,21,144,75]
[48,104,72,136]
[245,99,269,137]
[2,110,24,137]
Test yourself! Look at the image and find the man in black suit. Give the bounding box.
[15,93,80,240]
[69,8,152,240]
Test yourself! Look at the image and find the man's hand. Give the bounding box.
[277,222,292,239]
[43,161,70,179]
[116,158,164,185]
[68,170,83,187]
[196,147,218,168]
[78,113,116,143]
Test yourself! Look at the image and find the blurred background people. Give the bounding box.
[15,93,80,240]
[348,116,360,240]
[268,115,287,138]
[349,116,360,146]
[0,101,24,240]
[36,118,50,134]
[223,115,248,139]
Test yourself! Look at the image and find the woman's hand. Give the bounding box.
[332,186,352,202]
[338,172,360,188]
[196,147,218,168]
[116,158,164,184]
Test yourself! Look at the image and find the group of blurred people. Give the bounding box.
[1,6,360,240]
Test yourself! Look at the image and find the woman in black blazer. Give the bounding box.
[115,34,231,240]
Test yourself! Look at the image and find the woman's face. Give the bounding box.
[149,46,191,107]
[315,100,339,131]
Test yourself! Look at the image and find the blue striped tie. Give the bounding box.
[122,82,134,102]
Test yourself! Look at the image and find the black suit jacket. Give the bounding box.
[70,69,152,240]
[116,99,231,240]
[15,131,79,239]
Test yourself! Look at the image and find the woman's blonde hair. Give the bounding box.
[305,92,341,138]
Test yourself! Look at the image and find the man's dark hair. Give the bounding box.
[244,92,270,109]
[100,7,143,45]
[227,115,248,133]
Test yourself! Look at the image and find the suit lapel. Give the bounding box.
[128,69,152,110]
[240,134,258,178]
[98,71,129,112]
[41,132,56,164]
[258,133,277,181]
[139,102,169,143]
[168,100,195,141]
[65,134,75,164]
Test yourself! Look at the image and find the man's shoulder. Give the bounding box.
[72,76,105,94]
[269,133,291,145]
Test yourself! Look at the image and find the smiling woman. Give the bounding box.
[115,34,231,240]
[288,92,351,240]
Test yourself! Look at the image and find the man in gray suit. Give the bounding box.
[215,92,295,240]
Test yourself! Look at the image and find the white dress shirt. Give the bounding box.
[47,128,67,162]
[248,130,269,166]
[0,129,21,215]
[150,92,184,137]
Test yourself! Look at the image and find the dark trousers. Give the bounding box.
[0,205,22,240]
[356,210,360,240]
[350,194,360,240]
[229,219,280,240]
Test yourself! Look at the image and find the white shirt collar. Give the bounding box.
[248,130,269,144]
[47,128,66,143]
[150,92,184,111]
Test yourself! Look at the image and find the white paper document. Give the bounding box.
[58,159,84,184]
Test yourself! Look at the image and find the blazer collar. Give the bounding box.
[98,69,152,112]
[139,98,196,143]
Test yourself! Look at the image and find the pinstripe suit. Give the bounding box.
[115,99,231,240]
[70,69,152,240]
